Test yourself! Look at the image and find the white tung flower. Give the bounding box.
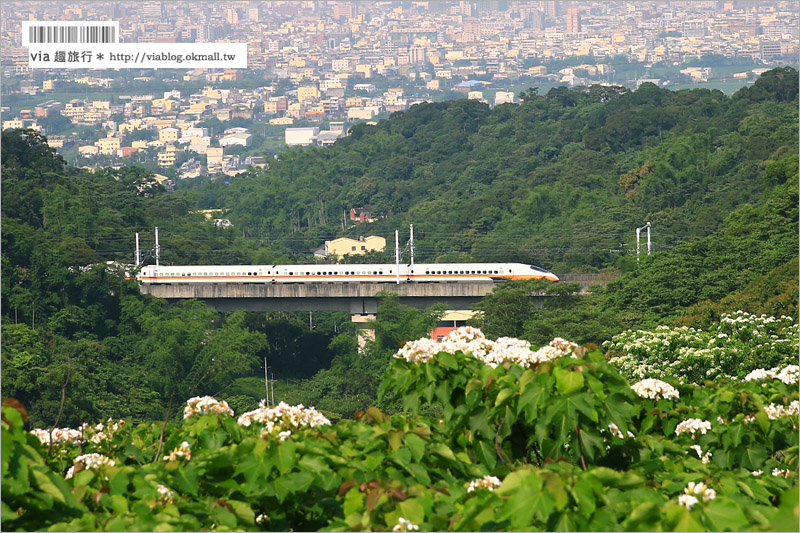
[65,453,115,479]
[467,475,501,493]
[392,516,420,532]
[630,379,680,400]
[777,365,799,386]
[688,444,712,464]
[764,401,799,420]
[238,401,331,441]
[675,418,712,437]
[30,427,84,446]
[678,493,699,510]
[684,481,716,503]
[163,441,192,462]
[183,396,234,419]
[156,484,174,504]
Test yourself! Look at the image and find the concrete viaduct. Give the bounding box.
[138,273,615,314]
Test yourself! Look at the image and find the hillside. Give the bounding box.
[189,67,799,272]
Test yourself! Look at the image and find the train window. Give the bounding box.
[459,271,464,274]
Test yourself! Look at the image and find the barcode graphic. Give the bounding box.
[28,25,116,44]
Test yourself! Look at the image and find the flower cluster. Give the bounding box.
[79,418,126,444]
[237,401,331,441]
[163,441,192,462]
[688,444,712,464]
[678,481,717,509]
[764,401,799,420]
[605,313,798,384]
[392,517,420,532]
[675,418,711,438]
[183,396,234,419]
[256,513,270,524]
[156,484,175,504]
[744,364,799,386]
[630,378,680,400]
[772,468,791,478]
[467,475,502,493]
[606,422,635,439]
[65,453,116,479]
[394,327,579,369]
[777,365,799,386]
[30,427,83,446]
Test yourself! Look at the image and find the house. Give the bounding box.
[350,206,376,224]
[219,133,252,147]
[285,127,319,146]
[430,310,476,342]
[116,146,139,158]
[313,235,386,259]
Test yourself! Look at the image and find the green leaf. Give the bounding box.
[437,351,458,370]
[625,500,660,528]
[274,471,315,502]
[495,387,515,407]
[519,382,548,423]
[737,445,767,470]
[554,366,584,396]
[754,410,770,434]
[476,440,497,471]
[31,469,67,504]
[388,429,403,452]
[577,428,604,461]
[170,464,198,496]
[343,486,364,517]
[397,498,425,525]
[542,473,568,511]
[404,432,426,463]
[703,497,748,532]
[276,440,297,474]
[665,504,704,532]
[469,408,494,440]
[571,392,598,423]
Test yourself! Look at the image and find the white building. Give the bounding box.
[285,127,319,146]
[219,133,252,147]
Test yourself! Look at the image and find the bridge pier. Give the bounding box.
[351,314,376,351]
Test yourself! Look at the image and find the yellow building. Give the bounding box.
[206,147,224,167]
[355,64,372,78]
[158,127,179,142]
[316,236,386,259]
[43,79,55,91]
[62,101,85,121]
[95,136,121,155]
[157,145,177,167]
[91,100,111,110]
[297,85,321,102]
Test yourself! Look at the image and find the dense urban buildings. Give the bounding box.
[1,1,797,177]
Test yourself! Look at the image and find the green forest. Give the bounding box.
[1,68,798,531]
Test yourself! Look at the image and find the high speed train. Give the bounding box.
[137,263,559,284]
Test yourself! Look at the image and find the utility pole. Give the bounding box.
[135,232,141,267]
[636,222,651,261]
[409,224,415,267]
[395,229,400,284]
[264,356,269,404]
[154,227,160,266]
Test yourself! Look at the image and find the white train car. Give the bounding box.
[137,263,558,284]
